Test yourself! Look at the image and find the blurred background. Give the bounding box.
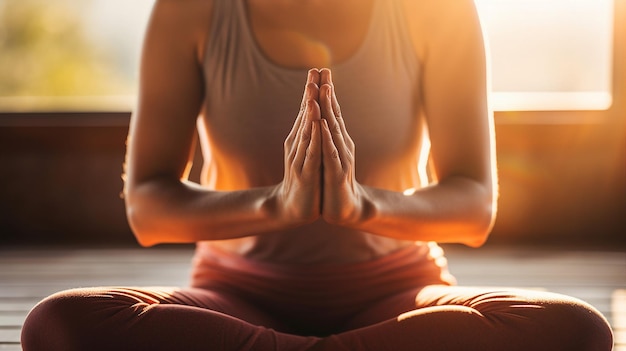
[0,0,624,248]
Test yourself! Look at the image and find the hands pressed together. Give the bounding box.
[274,68,369,227]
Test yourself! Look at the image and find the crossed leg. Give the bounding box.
[21,285,613,351]
[21,286,320,351]
[328,285,614,351]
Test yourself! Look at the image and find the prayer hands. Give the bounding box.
[275,68,367,227]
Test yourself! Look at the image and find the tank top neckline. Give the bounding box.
[236,0,382,75]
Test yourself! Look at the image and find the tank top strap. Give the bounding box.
[383,0,420,71]
[206,0,241,50]
[204,0,257,103]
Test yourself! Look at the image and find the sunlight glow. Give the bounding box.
[490,92,613,111]
[612,289,626,349]
[0,95,134,112]
[0,0,616,112]
[403,188,416,196]
[475,0,614,111]
[417,130,432,188]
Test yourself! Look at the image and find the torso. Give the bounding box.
[194,0,432,263]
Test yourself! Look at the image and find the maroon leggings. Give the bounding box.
[21,246,613,350]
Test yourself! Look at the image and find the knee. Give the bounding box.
[542,295,613,351]
[21,289,100,351]
[476,290,613,350]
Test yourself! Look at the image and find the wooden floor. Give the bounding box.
[1,245,624,350]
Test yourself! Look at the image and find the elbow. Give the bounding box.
[466,230,489,248]
[126,206,158,247]
[136,237,157,248]
[124,186,160,248]
[466,185,497,248]
[134,234,156,248]
[464,216,493,248]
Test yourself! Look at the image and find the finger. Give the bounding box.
[287,78,320,146]
[318,70,346,140]
[290,90,322,164]
[300,69,321,113]
[294,100,320,172]
[308,68,321,85]
[302,120,322,177]
[321,119,343,178]
[292,82,319,133]
[321,76,352,152]
[319,68,342,118]
[320,85,352,169]
[319,69,336,117]
[286,101,307,165]
[292,70,320,129]
[336,110,355,151]
[319,83,335,122]
[320,68,332,87]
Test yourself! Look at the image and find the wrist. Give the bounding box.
[323,183,377,228]
[351,184,377,228]
[260,184,288,226]
[261,183,319,228]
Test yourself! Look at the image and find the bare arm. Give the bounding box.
[319,0,497,247]
[124,0,323,246]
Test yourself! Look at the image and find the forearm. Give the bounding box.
[125,178,292,246]
[125,70,324,247]
[352,176,496,247]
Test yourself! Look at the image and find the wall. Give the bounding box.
[0,107,623,248]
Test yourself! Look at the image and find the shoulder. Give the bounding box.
[401,0,481,31]
[149,0,214,32]
[147,0,214,63]
[401,0,483,62]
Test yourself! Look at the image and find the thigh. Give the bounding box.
[338,285,613,350]
[21,286,295,351]
[412,285,587,315]
[67,286,285,328]
[343,284,601,330]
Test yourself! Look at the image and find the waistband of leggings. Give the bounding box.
[191,241,455,283]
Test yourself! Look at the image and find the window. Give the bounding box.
[476,0,614,111]
[0,0,616,112]
[0,0,154,111]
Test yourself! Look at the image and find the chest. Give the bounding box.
[202,0,423,181]
[202,65,421,181]
[246,0,375,68]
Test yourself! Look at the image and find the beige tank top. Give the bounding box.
[196,0,438,264]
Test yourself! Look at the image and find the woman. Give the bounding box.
[22,0,613,349]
